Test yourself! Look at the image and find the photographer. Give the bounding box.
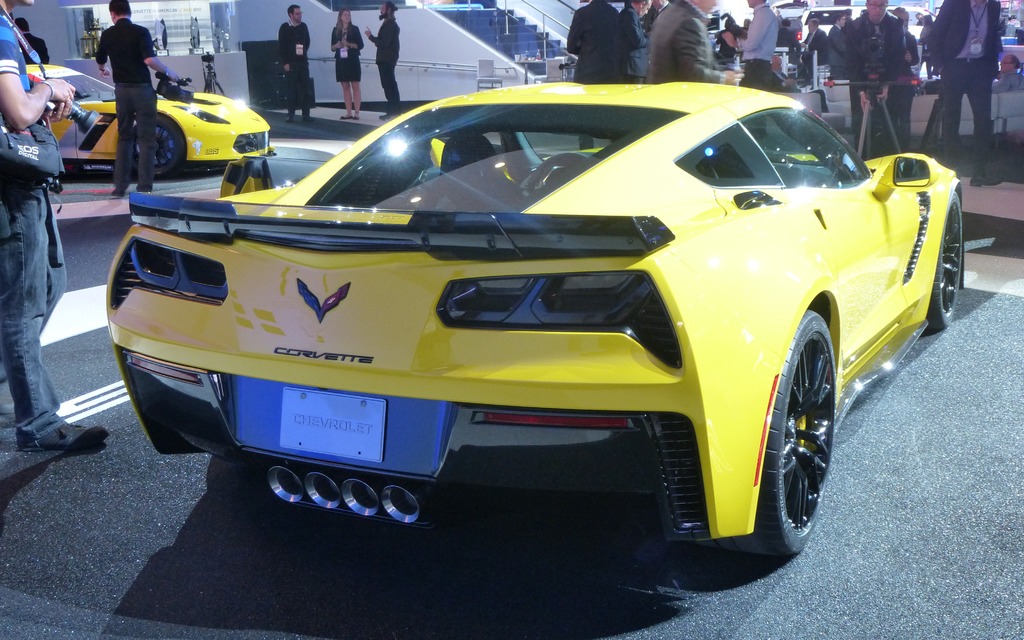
[95,0,182,198]
[1,0,109,451]
[845,0,907,158]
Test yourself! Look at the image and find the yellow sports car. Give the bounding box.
[35,66,270,178]
[107,83,962,555]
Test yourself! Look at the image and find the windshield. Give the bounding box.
[308,104,683,213]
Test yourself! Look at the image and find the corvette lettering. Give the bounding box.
[274,347,373,364]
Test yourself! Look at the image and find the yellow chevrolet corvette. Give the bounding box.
[35,66,270,178]
[107,83,962,555]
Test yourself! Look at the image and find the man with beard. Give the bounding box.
[278,4,312,122]
[365,0,401,119]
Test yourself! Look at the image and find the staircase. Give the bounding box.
[433,2,567,63]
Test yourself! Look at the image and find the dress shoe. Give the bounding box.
[109,190,126,199]
[302,116,314,122]
[969,175,1002,187]
[285,116,295,123]
[17,423,109,452]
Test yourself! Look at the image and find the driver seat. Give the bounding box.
[439,133,495,173]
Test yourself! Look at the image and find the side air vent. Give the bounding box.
[651,413,708,536]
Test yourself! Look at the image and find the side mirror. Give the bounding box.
[892,157,930,185]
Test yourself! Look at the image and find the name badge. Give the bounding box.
[969,37,982,56]
[296,44,304,56]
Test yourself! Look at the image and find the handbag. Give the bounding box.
[0,9,63,183]
[0,120,63,183]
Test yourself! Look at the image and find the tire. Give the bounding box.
[135,114,186,179]
[925,193,963,332]
[726,312,836,556]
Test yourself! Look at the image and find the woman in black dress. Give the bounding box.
[331,8,364,119]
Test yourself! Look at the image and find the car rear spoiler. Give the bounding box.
[128,194,674,261]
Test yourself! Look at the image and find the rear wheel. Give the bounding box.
[925,193,963,332]
[725,312,836,556]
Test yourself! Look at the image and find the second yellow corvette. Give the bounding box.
[36,65,270,178]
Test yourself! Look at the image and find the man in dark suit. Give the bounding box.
[13,17,47,64]
[930,0,1002,185]
[800,17,828,83]
[567,0,619,84]
[617,0,650,82]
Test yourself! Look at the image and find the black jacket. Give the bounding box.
[368,17,400,65]
[617,3,648,79]
[929,0,1001,77]
[567,0,620,84]
[845,12,906,84]
[278,21,311,66]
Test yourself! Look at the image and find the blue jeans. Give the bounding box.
[0,182,67,439]
[114,83,158,193]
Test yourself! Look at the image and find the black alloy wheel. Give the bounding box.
[926,193,963,332]
[726,311,836,556]
[134,114,187,179]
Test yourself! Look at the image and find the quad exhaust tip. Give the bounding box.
[267,467,421,523]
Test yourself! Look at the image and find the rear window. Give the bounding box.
[308,104,682,213]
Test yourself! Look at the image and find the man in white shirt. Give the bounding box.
[738,0,779,90]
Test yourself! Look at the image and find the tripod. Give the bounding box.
[203,60,224,95]
[856,84,900,159]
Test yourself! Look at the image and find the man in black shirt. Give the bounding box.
[95,0,181,198]
[365,1,401,120]
[278,4,312,123]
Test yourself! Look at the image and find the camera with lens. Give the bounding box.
[201,53,215,63]
[45,100,99,132]
[155,71,194,103]
[861,34,886,86]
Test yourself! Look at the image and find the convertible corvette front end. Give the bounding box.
[107,83,962,555]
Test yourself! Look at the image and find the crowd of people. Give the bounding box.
[565,0,1021,182]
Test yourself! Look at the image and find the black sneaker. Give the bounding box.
[17,424,109,452]
[969,175,1002,187]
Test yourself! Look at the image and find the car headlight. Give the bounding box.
[437,272,681,368]
[174,105,230,124]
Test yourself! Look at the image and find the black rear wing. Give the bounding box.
[128,194,674,261]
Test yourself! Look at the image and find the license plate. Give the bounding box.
[280,388,386,462]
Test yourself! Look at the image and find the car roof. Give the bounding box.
[429,82,800,120]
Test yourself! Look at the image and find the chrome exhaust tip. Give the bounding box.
[341,478,379,516]
[382,485,420,523]
[267,466,303,503]
[304,472,341,509]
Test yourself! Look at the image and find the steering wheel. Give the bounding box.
[520,152,592,195]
